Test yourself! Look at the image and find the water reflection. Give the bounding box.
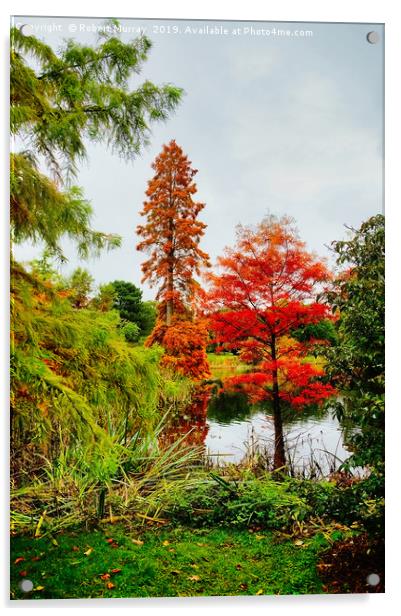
[207,391,254,424]
[162,390,353,477]
[206,391,351,476]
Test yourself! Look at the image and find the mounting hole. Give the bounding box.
[366,573,380,586]
[19,24,34,36]
[366,31,380,44]
[19,579,34,592]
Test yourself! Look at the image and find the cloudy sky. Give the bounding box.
[12,16,384,299]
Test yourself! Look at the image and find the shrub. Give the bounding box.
[122,322,141,343]
[165,473,310,529]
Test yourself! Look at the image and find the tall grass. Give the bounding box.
[10,264,199,535]
[10,417,204,536]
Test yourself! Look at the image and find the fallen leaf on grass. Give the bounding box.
[19,570,28,577]
[106,582,115,589]
[294,540,304,546]
[239,583,248,591]
[131,539,144,546]
[100,573,111,580]
[105,539,119,548]
[14,557,25,565]
[34,586,45,592]
[31,556,41,562]
[84,548,93,556]
[235,564,242,570]
[72,546,80,552]
[162,540,170,546]
[255,535,265,541]
[188,575,201,582]
[111,568,122,574]
[256,589,264,595]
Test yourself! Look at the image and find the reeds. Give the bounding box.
[205,426,352,480]
[11,419,204,536]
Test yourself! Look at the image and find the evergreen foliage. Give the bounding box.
[10,25,183,259]
[325,215,385,471]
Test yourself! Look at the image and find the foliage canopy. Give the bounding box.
[325,214,385,471]
[10,26,183,260]
[206,215,336,468]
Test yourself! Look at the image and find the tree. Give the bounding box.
[111,280,144,323]
[91,283,117,313]
[206,215,335,470]
[68,268,94,309]
[140,301,157,336]
[108,280,155,336]
[136,140,210,326]
[136,141,211,381]
[324,214,384,471]
[291,318,338,346]
[10,25,182,260]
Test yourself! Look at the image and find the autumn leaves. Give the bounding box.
[137,140,211,380]
[136,141,336,467]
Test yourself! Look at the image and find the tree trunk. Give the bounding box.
[271,336,286,471]
[166,264,173,326]
[166,297,173,326]
[166,215,174,327]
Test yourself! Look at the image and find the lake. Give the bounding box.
[205,392,351,476]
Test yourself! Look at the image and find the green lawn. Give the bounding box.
[207,353,247,380]
[10,523,328,599]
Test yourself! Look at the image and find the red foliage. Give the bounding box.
[137,141,211,380]
[146,314,211,381]
[205,215,336,410]
[136,140,210,313]
[225,354,335,407]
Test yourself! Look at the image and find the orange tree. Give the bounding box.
[205,215,336,469]
[136,140,210,379]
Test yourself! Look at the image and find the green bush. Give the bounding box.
[286,474,384,536]
[122,322,141,343]
[165,473,310,529]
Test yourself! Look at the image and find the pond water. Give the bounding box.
[205,393,351,476]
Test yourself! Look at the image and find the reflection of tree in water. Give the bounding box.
[207,391,254,424]
[160,415,209,450]
[161,389,347,472]
[160,387,210,451]
[207,389,329,427]
[281,401,328,426]
[205,391,354,475]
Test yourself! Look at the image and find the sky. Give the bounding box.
[12,16,384,299]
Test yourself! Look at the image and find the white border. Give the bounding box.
[2,1,400,614]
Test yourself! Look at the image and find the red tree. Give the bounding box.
[136,140,210,380]
[137,140,210,326]
[206,215,336,470]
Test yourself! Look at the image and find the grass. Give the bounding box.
[207,353,247,380]
[10,523,329,599]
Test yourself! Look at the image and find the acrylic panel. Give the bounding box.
[10,15,384,599]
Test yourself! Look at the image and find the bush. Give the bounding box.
[286,474,384,536]
[122,322,141,343]
[165,473,310,529]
